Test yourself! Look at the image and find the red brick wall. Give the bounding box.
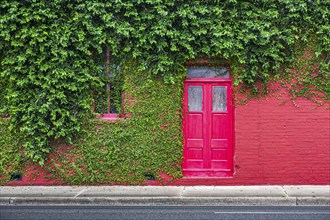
[171,94,330,185]
[233,95,329,184]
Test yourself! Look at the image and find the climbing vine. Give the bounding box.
[0,119,24,185]
[48,64,185,184]
[0,0,329,169]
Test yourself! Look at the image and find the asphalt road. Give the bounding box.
[0,205,329,220]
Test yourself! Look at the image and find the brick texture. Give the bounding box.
[233,95,330,185]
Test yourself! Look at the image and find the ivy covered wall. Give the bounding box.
[48,66,185,184]
[0,1,329,184]
[0,67,185,185]
[0,119,24,185]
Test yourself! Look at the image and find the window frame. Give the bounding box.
[93,47,124,121]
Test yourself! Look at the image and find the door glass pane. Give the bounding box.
[188,86,202,111]
[213,86,227,111]
[187,67,229,78]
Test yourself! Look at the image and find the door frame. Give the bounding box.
[182,77,235,177]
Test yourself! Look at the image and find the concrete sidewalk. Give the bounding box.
[0,185,329,206]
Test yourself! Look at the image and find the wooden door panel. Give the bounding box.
[187,114,203,138]
[211,148,227,160]
[211,160,230,169]
[186,160,204,169]
[187,139,203,160]
[187,148,203,159]
[210,139,228,149]
[211,114,229,139]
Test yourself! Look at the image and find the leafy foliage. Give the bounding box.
[1,0,329,165]
[0,119,24,185]
[278,39,330,103]
[0,78,8,117]
[1,0,104,164]
[49,67,184,184]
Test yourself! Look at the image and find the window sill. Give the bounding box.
[96,113,124,121]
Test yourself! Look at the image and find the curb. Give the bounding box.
[1,197,329,206]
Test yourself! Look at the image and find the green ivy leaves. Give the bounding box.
[0,119,24,184]
[0,0,329,166]
[49,67,184,184]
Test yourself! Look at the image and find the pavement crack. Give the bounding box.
[180,187,185,198]
[74,188,87,198]
[282,186,289,197]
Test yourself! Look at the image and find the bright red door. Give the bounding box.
[183,79,234,177]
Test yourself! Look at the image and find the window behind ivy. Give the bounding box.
[93,48,124,119]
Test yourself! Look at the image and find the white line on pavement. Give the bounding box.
[214,212,330,214]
